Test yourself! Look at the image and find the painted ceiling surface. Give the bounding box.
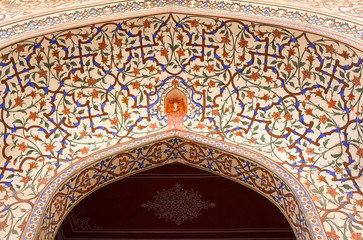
[0,10,361,240]
[0,0,363,45]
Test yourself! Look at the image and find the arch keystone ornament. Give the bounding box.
[165,88,188,130]
[24,132,320,240]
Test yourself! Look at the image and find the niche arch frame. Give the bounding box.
[23,131,324,240]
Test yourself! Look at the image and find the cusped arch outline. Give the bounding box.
[23,131,324,240]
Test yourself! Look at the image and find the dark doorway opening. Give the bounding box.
[56,163,295,239]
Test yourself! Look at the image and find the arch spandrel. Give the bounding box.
[0,11,361,240]
[26,132,318,240]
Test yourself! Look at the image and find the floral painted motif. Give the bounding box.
[0,0,363,44]
[33,136,315,239]
[142,183,215,225]
[0,13,362,239]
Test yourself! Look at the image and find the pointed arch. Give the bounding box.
[23,131,322,240]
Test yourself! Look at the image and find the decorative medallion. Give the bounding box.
[142,183,215,225]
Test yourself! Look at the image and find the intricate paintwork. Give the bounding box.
[0,13,362,240]
[142,183,216,225]
[1,0,361,24]
[28,135,318,239]
[0,0,363,45]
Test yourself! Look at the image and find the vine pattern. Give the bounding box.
[0,13,362,239]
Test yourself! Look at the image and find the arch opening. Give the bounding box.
[25,132,319,240]
[55,162,297,239]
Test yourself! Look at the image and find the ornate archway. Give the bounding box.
[24,132,321,239]
[0,3,362,240]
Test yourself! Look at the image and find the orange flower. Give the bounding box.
[91,89,100,99]
[18,142,28,153]
[247,90,255,99]
[327,99,336,108]
[114,38,122,47]
[38,69,47,79]
[116,53,123,60]
[289,155,297,161]
[317,175,327,183]
[131,81,140,90]
[45,144,55,152]
[160,48,169,57]
[306,148,314,155]
[348,92,355,101]
[221,34,231,44]
[326,188,339,198]
[272,29,282,38]
[110,117,118,126]
[288,48,296,56]
[98,40,108,50]
[87,77,97,86]
[238,39,248,48]
[265,76,272,84]
[132,67,140,76]
[355,199,363,207]
[146,65,155,73]
[143,19,151,28]
[122,111,131,119]
[157,34,164,42]
[272,112,281,120]
[306,55,314,64]
[261,94,269,102]
[79,147,89,155]
[65,31,74,40]
[189,19,199,28]
[15,44,25,53]
[206,64,214,73]
[149,123,157,130]
[208,80,215,88]
[305,108,313,115]
[176,48,185,57]
[29,112,38,121]
[248,138,257,144]
[62,107,70,115]
[250,72,259,81]
[302,69,312,79]
[319,115,328,124]
[284,63,294,73]
[193,65,202,72]
[53,64,63,74]
[352,76,361,86]
[325,44,335,54]
[14,96,23,107]
[122,97,129,105]
[80,131,88,138]
[29,162,39,170]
